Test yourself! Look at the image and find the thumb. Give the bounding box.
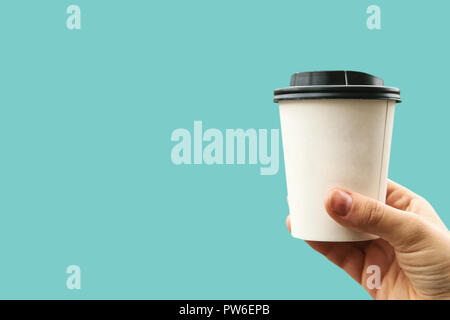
[325,188,429,249]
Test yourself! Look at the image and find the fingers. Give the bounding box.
[386,179,422,211]
[386,179,418,199]
[325,188,431,251]
[286,214,367,284]
[305,240,366,284]
[387,180,447,230]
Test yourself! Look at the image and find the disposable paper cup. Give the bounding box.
[274,71,401,241]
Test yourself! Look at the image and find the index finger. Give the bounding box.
[386,179,421,211]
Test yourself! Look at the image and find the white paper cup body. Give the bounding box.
[279,99,396,241]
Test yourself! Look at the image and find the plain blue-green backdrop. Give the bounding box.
[0,0,448,299]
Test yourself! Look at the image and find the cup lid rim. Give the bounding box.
[274,71,401,103]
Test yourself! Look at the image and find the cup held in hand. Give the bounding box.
[274,71,401,242]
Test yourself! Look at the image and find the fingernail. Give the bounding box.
[329,190,353,216]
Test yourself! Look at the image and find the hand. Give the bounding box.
[286,180,450,299]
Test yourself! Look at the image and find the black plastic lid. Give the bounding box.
[274,71,401,103]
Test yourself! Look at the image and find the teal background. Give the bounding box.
[0,0,448,299]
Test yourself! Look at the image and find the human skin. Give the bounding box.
[286,180,450,299]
